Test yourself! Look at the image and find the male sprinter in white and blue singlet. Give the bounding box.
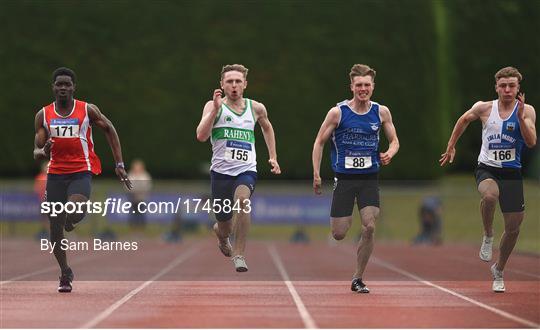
[440,66,536,292]
[196,64,280,272]
[312,64,399,293]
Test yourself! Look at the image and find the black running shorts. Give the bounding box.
[330,172,380,218]
[46,171,93,204]
[475,163,524,213]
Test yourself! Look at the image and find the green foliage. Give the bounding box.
[0,0,537,179]
[442,0,540,176]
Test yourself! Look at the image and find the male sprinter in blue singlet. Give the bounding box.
[196,64,281,272]
[440,67,536,292]
[312,64,399,293]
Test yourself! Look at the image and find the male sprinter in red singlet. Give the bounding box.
[33,67,132,292]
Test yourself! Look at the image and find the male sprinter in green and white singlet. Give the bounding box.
[197,64,281,272]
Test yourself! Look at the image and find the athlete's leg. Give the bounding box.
[210,171,234,256]
[477,179,499,238]
[352,174,379,284]
[212,219,233,257]
[330,217,352,240]
[495,174,525,271]
[227,172,256,272]
[45,175,70,272]
[475,165,500,261]
[48,212,68,271]
[64,172,92,231]
[216,219,233,238]
[232,184,251,256]
[330,176,356,240]
[354,206,379,279]
[476,177,499,261]
[496,212,524,270]
[211,170,234,238]
[64,194,88,231]
[49,209,74,292]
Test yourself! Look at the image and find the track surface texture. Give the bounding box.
[1,238,539,328]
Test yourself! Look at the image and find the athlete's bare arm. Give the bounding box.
[196,89,222,142]
[440,101,491,166]
[312,107,340,194]
[253,100,281,175]
[379,105,399,166]
[33,109,52,160]
[87,104,132,190]
[516,93,537,148]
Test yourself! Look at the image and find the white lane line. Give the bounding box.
[371,256,540,329]
[1,255,100,285]
[79,245,199,329]
[449,255,540,280]
[509,268,540,279]
[268,244,317,329]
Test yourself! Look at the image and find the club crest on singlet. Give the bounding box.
[210,99,257,176]
[478,100,525,168]
[330,101,381,174]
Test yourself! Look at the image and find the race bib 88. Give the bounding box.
[344,150,372,169]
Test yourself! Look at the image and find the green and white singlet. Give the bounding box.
[210,98,257,176]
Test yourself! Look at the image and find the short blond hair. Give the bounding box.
[495,66,522,82]
[350,64,376,82]
[221,64,248,79]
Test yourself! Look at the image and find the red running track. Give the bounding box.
[1,238,539,328]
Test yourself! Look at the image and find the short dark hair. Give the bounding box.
[52,67,76,83]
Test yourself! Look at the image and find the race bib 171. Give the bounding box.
[50,118,80,138]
